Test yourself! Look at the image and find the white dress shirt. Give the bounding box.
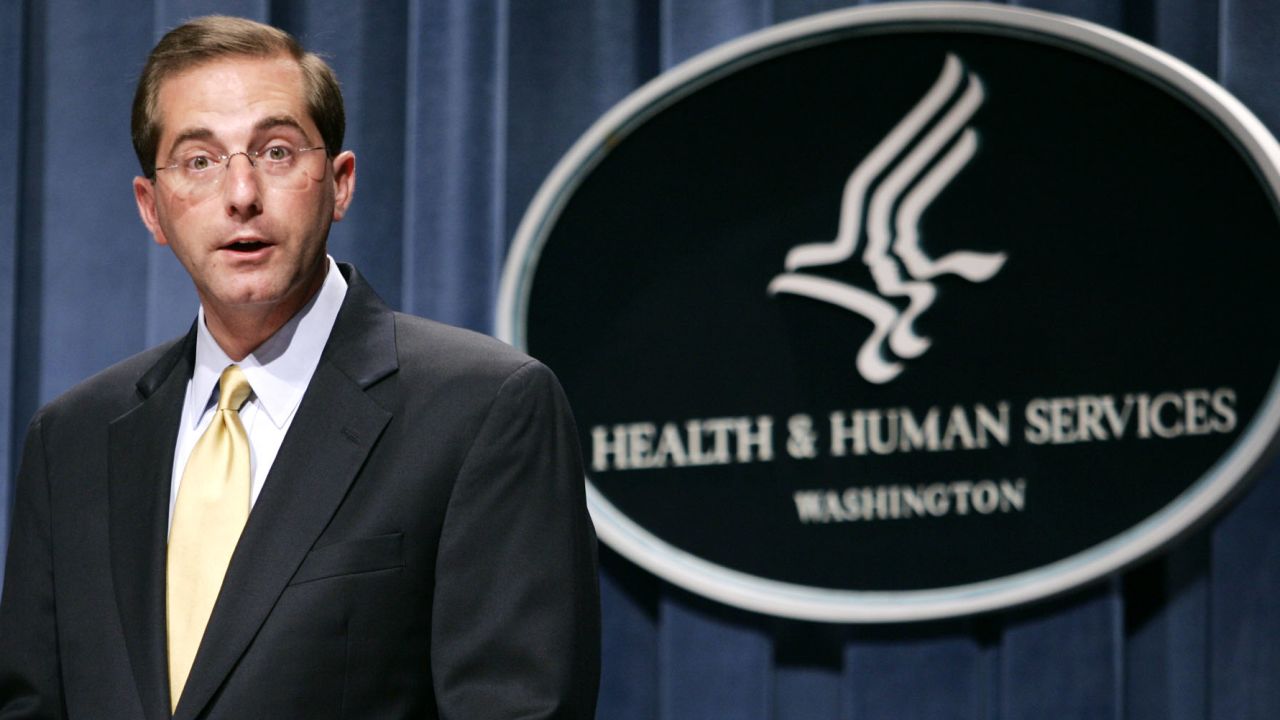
[168,257,348,528]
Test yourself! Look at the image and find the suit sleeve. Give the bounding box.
[430,360,600,719]
[0,418,65,719]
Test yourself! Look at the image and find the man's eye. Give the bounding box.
[184,155,217,172]
[263,145,294,162]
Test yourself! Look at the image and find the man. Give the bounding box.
[0,15,599,720]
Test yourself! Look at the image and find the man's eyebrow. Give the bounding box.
[255,115,310,138]
[167,127,215,152]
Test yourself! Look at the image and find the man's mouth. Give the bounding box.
[225,239,270,253]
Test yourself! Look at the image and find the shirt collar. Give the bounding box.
[189,256,348,428]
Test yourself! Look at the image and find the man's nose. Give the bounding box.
[222,152,262,216]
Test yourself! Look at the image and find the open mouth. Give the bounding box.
[226,240,269,252]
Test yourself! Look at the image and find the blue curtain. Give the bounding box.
[2,1,1278,717]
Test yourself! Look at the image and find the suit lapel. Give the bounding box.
[109,331,195,720]
[173,267,397,720]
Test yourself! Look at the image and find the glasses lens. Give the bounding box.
[255,147,328,190]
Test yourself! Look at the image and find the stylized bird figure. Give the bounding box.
[768,54,1007,384]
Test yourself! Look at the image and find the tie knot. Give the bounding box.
[216,365,253,412]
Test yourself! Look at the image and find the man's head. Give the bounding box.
[131,16,356,357]
[132,15,344,178]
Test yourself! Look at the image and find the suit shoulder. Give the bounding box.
[391,313,545,384]
[33,337,186,426]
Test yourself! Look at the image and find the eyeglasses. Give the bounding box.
[153,144,327,198]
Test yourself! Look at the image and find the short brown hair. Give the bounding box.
[131,15,344,177]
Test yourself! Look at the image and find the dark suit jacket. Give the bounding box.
[0,264,600,719]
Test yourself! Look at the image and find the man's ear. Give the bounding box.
[331,150,356,222]
[133,176,169,246]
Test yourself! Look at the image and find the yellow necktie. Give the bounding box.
[167,365,253,711]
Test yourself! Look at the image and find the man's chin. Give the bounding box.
[202,284,290,314]
[209,275,322,317]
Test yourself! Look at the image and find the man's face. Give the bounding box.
[133,54,354,325]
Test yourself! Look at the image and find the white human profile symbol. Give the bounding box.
[768,54,1007,384]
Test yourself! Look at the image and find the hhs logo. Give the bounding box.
[769,54,1007,384]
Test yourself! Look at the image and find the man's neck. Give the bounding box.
[201,267,328,362]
